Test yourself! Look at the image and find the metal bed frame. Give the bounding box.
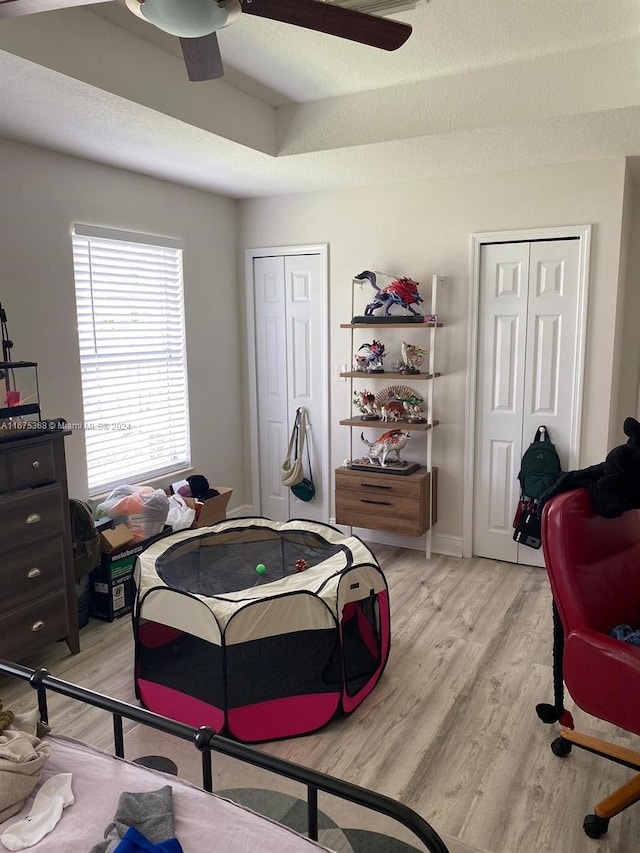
[0,660,449,853]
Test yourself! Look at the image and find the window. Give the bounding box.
[72,224,190,496]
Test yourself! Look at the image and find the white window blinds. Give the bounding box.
[72,224,190,496]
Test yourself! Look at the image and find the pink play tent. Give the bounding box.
[133,518,390,743]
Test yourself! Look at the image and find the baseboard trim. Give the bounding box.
[228,503,254,518]
[431,533,463,558]
[329,519,463,558]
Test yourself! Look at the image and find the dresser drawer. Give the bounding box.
[336,491,427,536]
[8,439,57,489]
[0,483,66,551]
[335,466,428,499]
[0,591,69,661]
[336,487,421,517]
[0,537,67,615]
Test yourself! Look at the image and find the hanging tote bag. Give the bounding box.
[291,412,315,502]
[280,409,305,487]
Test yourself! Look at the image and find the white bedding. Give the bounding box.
[0,735,330,852]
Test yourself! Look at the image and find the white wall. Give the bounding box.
[612,167,640,441]
[238,158,628,549]
[0,137,243,504]
[2,141,630,547]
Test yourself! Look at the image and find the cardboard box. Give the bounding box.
[98,523,135,553]
[88,527,171,622]
[169,482,232,528]
[190,487,232,528]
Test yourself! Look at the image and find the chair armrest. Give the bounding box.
[565,628,640,736]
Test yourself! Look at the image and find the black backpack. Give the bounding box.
[69,499,101,581]
[513,427,562,548]
[518,426,562,500]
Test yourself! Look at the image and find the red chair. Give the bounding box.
[540,488,640,838]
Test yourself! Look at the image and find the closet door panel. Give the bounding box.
[473,243,530,564]
[254,256,290,521]
[522,240,581,471]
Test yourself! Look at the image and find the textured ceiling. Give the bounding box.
[0,0,639,197]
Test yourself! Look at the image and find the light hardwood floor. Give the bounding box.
[2,546,639,853]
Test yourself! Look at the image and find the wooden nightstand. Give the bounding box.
[335,465,437,537]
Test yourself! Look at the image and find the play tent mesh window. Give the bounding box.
[71,224,190,496]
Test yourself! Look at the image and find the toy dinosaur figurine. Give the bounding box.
[355,271,424,317]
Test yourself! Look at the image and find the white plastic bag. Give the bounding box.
[166,493,196,532]
[95,485,169,541]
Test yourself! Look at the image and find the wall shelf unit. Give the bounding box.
[335,274,446,557]
[339,418,440,430]
[338,371,441,380]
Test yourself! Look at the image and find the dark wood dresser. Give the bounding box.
[0,431,79,660]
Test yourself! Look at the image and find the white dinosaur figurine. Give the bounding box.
[361,429,410,467]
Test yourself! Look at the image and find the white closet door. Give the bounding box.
[473,239,581,566]
[253,253,326,523]
[254,256,290,522]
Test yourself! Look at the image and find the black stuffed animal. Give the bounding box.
[186,474,220,502]
[542,416,640,518]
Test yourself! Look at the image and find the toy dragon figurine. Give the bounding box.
[401,341,427,373]
[356,339,386,372]
[353,389,379,419]
[355,271,424,317]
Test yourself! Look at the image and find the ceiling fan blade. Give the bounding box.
[240,0,411,51]
[180,32,224,81]
[0,0,103,17]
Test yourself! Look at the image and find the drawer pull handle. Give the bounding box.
[31,620,45,633]
[361,483,392,490]
[31,460,40,469]
[27,567,42,579]
[25,513,42,525]
[361,499,392,506]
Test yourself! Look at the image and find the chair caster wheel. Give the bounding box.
[583,813,609,838]
[536,702,558,724]
[550,736,572,757]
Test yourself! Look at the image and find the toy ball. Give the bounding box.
[255,563,266,575]
[294,558,308,573]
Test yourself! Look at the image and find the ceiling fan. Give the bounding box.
[0,0,413,81]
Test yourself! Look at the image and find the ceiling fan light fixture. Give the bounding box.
[126,0,229,38]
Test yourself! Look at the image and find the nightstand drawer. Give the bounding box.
[336,487,420,517]
[0,591,69,661]
[0,537,67,615]
[9,439,57,489]
[336,492,427,536]
[0,483,66,551]
[335,466,428,499]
